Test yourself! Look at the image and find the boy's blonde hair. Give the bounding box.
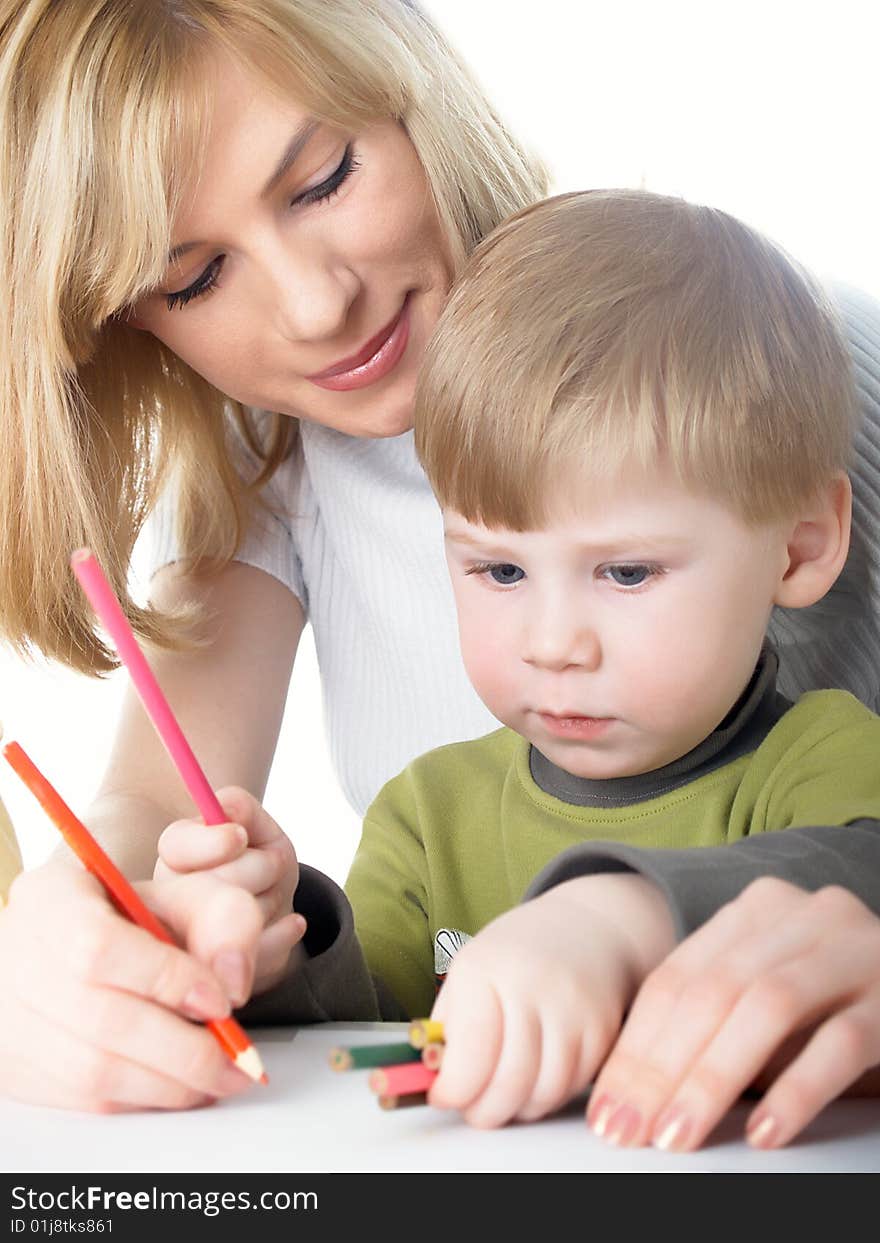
[415,189,857,529]
[0,0,547,673]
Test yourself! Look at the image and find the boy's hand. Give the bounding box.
[0,863,269,1112]
[155,786,304,1000]
[428,875,675,1128]
[587,877,880,1151]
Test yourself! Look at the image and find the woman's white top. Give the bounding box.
[148,283,880,816]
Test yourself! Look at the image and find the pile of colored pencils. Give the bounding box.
[329,1019,445,1110]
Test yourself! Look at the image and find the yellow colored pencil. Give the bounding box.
[408,1018,445,1049]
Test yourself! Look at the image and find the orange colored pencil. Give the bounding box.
[2,736,267,1085]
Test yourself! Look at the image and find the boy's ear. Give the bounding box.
[774,471,852,609]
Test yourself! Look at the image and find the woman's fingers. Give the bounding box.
[745,993,880,1149]
[588,880,880,1151]
[0,1008,219,1113]
[24,972,249,1104]
[141,873,264,1007]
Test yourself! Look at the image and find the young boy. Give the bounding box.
[193,191,880,1142]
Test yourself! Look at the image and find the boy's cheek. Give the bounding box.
[458,630,517,719]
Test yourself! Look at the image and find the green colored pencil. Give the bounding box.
[328,1041,423,1072]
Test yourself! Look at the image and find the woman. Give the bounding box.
[0,0,878,1148]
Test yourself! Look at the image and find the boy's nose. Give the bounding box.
[522,612,602,672]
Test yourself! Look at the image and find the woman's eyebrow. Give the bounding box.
[259,118,321,200]
[166,118,321,266]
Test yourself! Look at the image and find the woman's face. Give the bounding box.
[131,58,455,437]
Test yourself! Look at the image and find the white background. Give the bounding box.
[1,0,877,881]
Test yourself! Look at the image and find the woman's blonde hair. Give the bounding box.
[0,0,547,673]
[416,189,857,528]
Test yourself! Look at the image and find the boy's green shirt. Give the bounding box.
[346,689,880,1018]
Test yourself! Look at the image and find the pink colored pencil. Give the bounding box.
[368,1062,437,1097]
[70,548,225,825]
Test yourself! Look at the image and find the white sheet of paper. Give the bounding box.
[2,1024,878,1173]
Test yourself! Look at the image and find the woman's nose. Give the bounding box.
[269,248,360,343]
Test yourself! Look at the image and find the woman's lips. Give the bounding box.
[306,296,411,392]
[537,713,614,740]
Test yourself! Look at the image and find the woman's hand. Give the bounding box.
[155,786,304,999]
[427,874,675,1128]
[587,877,880,1151]
[0,861,272,1112]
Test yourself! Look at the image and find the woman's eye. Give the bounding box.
[165,256,224,312]
[296,142,360,207]
[603,563,657,588]
[164,143,360,311]
[467,562,526,586]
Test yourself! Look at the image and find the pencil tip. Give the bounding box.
[234,1045,267,1084]
[70,547,91,566]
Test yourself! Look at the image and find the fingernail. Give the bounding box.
[604,1103,642,1147]
[215,1064,251,1096]
[747,1112,780,1148]
[231,824,248,847]
[653,1108,692,1152]
[588,1094,617,1138]
[182,981,230,1021]
[212,949,249,1006]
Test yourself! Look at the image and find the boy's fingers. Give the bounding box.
[214,786,288,847]
[516,1022,583,1122]
[257,912,307,961]
[430,985,503,1112]
[461,1002,542,1129]
[198,848,287,896]
[158,820,248,872]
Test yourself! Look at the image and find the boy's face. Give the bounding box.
[443,461,792,779]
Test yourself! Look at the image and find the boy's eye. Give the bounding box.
[466,561,526,586]
[490,563,524,585]
[603,563,657,587]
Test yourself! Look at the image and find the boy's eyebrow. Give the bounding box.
[166,118,321,266]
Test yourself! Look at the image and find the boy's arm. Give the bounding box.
[523,818,880,938]
[527,705,880,931]
[235,865,407,1024]
[238,771,436,1024]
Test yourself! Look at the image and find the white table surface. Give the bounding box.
[2,1024,878,1173]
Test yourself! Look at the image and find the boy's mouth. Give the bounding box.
[537,712,614,740]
